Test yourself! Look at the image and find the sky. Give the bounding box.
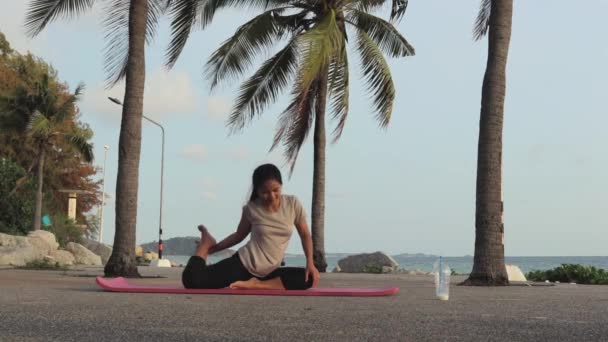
[1,0,606,256]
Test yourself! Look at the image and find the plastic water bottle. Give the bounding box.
[433,256,451,301]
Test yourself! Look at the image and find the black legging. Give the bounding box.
[182,253,313,290]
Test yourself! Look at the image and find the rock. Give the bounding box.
[27,230,59,254]
[144,252,159,262]
[0,245,40,266]
[506,264,527,282]
[81,239,112,265]
[66,242,102,266]
[382,266,394,273]
[170,260,177,267]
[332,265,342,273]
[135,246,143,257]
[0,233,31,248]
[48,249,75,266]
[337,252,399,273]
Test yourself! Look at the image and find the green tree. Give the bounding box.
[0,73,94,231]
[463,0,512,286]
[25,0,170,277]
[1,32,101,236]
[0,158,35,235]
[167,0,414,271]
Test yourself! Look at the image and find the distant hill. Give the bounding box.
[140,236,235,258]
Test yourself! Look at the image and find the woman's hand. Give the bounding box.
[305,262,320,288]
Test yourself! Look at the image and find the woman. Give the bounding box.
[182,164,320,290]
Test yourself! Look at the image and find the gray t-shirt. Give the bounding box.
[238,195,306,277]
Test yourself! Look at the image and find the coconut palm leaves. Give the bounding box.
[25,0,172,86]
[474,0,492,40]
[178,1,413,170]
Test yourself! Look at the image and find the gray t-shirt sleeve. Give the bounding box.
[293,196,307,224]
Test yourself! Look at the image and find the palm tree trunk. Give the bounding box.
[104,0,148,278]
[464,0,512,286]
[312,70,329,272]
[32,149,45,231]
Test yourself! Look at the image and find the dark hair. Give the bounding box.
[249,164,283,202]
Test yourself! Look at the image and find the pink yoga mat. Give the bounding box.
[96,277,399,297]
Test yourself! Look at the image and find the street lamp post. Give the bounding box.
[108,97,165,260]
[99,145,110,243]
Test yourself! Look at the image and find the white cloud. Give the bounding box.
[202,191,217,200]
[200,177,218,201]
[229,146,251,161]
[179,144,208,161]
[205,97,231,122]
[81,68,199,122]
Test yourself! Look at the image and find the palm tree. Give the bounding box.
[0,74,94,231]
[166,0,414,271]
[24,0,170,277]
[463,0,512,285]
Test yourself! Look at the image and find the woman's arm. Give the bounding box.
[295,218,320,287]
[209,212,251,254]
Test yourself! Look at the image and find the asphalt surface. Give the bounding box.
[1,266,607,341]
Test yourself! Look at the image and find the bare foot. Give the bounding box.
[229,277,285,290]
[197,225,216,250]
[229,278,261,289]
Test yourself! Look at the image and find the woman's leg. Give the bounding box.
[229,267,313,290]
[182,228,250,289]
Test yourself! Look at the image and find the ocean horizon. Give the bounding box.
[164,254,608,274]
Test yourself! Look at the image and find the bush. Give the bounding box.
[526,264,608,285]
[45,214,83,248]
[19,258,68,271]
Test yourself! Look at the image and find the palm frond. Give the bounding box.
[295,10,344,93]
[165,0,203,68]
[327,50,349,142]
[356,30,395,127]
[103,0,168,86]
[205,8,289,89]
[65,132,94,162]
[474,0,491,40]
[390,0,408,22]
[271,77,319,174]
[347,10,414,58]
[199,0,290,28]
[227,37,299,133]
[25,0,96,37]
[55,82,85,122]
[27,111,52,137]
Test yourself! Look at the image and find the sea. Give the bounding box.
[164,254,608,274]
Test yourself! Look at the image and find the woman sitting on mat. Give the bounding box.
[182,163,320,290]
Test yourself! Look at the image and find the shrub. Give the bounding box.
[45,214,83,248]
[526,264,608,285]
[19,258,68,271]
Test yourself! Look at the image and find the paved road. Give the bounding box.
[1,267,607,341]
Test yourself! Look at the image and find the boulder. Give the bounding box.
[48,249,75,266]
[0,233,31,248]
[66,242,102,266]
[337,252,399,273]
[0,245,40,266]
[332,265,342,273]
[506,264,527,282]
[135,246,143,257]
[144,251,159,262]
[81,239,112,265]
[27,230,59,255]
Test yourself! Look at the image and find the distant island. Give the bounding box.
[140,237,235,258]
[141,237,435,258]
